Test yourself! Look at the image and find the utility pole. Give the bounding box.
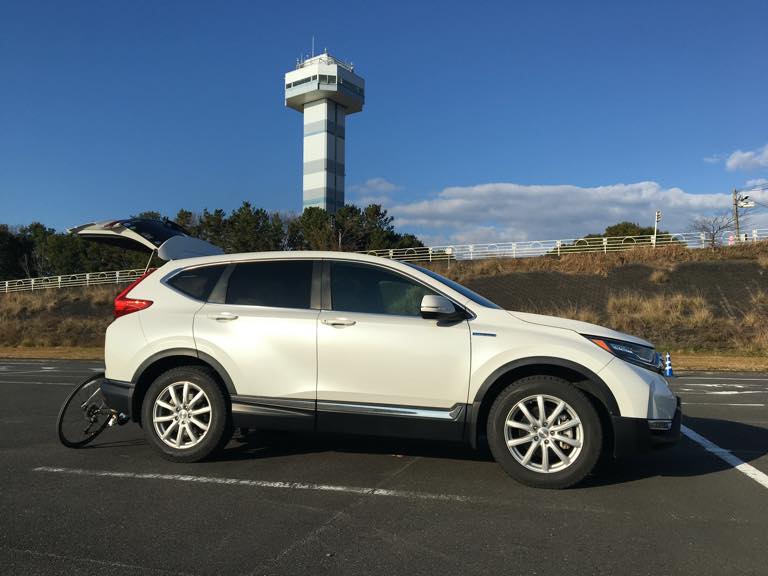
[653,210,661,247]
[733,188,740,242]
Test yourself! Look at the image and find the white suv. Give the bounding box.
[73,219,681,489]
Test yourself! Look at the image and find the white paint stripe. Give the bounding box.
[33,466,473,503]
[679,390,766,395]
[682,425,768,490]
[677,377,768,382]
[0,380,76,387]
[682,402,765,407]
[1,545,188,575]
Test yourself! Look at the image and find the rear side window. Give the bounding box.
[119,218,187,247]
[167,265,225,301]
[226,261,313,309]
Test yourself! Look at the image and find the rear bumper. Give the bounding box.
[101,379,135,418]
[612,396,682,458]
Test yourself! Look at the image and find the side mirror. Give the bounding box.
[420,294,457,319]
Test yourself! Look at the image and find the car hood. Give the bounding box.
[507,311,653,347]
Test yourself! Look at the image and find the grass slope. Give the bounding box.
[1,244,766,364]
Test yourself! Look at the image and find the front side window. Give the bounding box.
[407,264,502,309]
[330,262,437,316]
[226,261,313,309]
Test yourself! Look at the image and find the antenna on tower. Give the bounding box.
[311,35,315,57]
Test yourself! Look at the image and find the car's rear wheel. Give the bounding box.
[487,376,603,489]
[141,366,232,462]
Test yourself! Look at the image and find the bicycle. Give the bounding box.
[57,372,129,448]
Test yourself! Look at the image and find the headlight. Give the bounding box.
[585,336,662,372]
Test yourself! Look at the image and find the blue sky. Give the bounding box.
[2,0,767,242]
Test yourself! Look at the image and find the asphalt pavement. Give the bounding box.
[1,359,767,575]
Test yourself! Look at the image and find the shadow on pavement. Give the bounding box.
[212,415,767,487]
[582,415,768,488]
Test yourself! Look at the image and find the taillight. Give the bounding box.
[114,269,156,319]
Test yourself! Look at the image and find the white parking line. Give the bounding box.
[682,425,768,490]
[0,381,75,387]
[678,390,766,395]
[1,545,189,575]
[677,377,768,382]
[682,402,765,407]
[33,466,474,503]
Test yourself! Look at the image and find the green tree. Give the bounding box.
[361,204,396,250]
[601,221,657,237]
[287,207,334,250]
[198,208,228,248]
[333,205,365,251]
[0,225,26,279]
[175,209,200,236]
[131,210,164,220]
[224,201,277,253]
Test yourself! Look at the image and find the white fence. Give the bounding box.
[363,229,768,262]
[1,269,147,294]
[2,228,767,293]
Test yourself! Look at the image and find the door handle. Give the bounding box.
[321,318,356,327]
[207,312,239,321]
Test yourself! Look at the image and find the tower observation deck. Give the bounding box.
[285,52,365,213]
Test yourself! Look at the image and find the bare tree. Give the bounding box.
[689,212,736,248]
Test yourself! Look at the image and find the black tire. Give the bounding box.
[487,376,603,489]
[141,366,232,463]
[57,373,111,448]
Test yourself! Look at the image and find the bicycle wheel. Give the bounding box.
[57,373,112,448]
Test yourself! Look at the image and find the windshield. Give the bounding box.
[407,264,502,309]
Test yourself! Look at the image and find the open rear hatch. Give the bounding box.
[68,219,223,260]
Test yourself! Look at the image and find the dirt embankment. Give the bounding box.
[1,244,767,368]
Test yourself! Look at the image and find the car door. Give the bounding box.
[316,260,471,441]
[194,259,320,431]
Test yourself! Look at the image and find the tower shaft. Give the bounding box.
[302,99,346,212]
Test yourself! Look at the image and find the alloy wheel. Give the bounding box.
[504,394,584,473]
[152,381,212,450]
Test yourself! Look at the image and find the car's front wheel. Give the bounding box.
[487,376,603,489]
[141,366,232,462]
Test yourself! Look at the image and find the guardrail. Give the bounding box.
[362,229,768,262]
[1,269,146,294]
[2,228,767,293]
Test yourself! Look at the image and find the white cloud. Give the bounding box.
[703,155,722,164]
[386,181,768,244]
[725,143,768,171]
[348,177,403,206]
[349,177,401,194]
[746,178,768,187]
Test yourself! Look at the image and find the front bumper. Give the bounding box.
[101,379,135,419]
[612,396,682,458]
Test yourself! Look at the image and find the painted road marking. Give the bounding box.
[1,545,189,576]
[33,466,475,503]
[677,377,768,382]
[682,402,766,407]
[0,380,76,387]
[682,425,768,491]
[678,390,766,395]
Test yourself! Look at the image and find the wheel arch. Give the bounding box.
[467,357,619,449]
[130,348,235,423]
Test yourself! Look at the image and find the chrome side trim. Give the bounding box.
[317,401,466,421]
